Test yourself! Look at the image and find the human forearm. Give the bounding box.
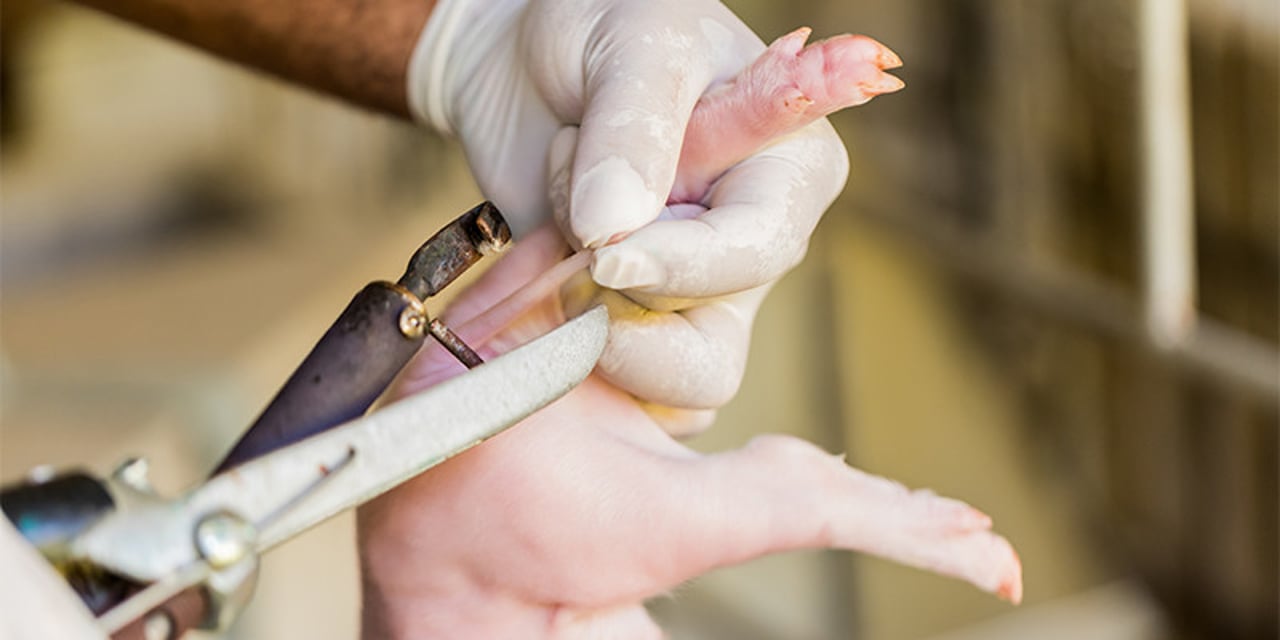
[72,0,435,117]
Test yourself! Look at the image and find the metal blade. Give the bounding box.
[252,304,607,550]
[75,306,608,580]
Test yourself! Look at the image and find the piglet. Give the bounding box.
[358,28,1021,639]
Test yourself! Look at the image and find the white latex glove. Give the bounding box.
[408,0,851,433]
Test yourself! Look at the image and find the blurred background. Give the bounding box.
[1,0,1275,638]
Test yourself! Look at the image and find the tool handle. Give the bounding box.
[212,282,426,473]
[211,203,512,475]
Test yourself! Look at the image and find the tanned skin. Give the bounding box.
[71,0,436,118]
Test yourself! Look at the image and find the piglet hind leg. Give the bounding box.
[415,389,1022,619]
[707,435,1023,603]
[363,377,1020,637]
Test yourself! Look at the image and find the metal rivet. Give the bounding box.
[195,512,256,570]
[399,307,427,338]
[143,611,173,640]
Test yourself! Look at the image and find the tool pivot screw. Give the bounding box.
[399,307,427,338]
[195,512,256,569]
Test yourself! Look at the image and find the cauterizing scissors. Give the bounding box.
[0,202,608,639]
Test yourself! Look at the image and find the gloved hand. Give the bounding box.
[408,0,858,432]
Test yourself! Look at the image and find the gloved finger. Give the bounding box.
[590,119,848,299]
[550,124,735,422]
[546,125,578,245]
[590,26,903,299]
[561,272,773,411]
[566,12,727,249]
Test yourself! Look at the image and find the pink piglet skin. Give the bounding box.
[672,27,904,204]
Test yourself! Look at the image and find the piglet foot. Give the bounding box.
[768,27,905,112]
[673,27,904,201]
[707,434,1023,604]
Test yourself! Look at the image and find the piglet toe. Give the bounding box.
[841,34,904,69]
[860,70,907,96]
[996,545,1024,604]
[972,533,1023,604]
[769,26,813,57]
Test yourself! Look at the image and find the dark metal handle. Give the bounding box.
[211,203,511,474]
[211,282,428,473]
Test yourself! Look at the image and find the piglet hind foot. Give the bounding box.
[673,26,904,202]
[703,434,1023,605]
[767,27,906,111]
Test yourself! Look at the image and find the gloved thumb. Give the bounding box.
[566,26,718,253]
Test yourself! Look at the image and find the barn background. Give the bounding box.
[1,0,1275,638]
